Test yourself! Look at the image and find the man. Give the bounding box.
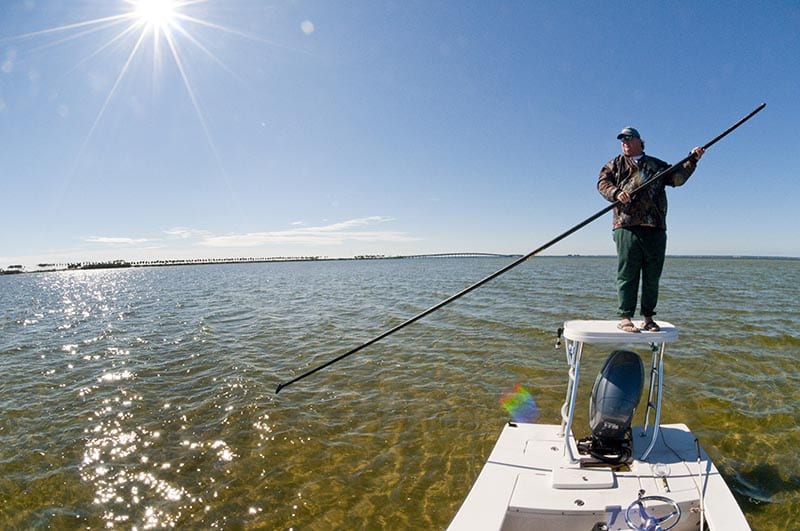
[598,127,705,332]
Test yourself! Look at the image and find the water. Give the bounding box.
[1,257,798,529]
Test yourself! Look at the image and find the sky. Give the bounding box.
[1,0,798,268]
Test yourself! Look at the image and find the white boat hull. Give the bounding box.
[449,421,749,530]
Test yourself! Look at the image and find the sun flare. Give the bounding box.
[8,0,273,199]
[132,0,178,29]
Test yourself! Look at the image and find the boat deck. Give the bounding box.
[449,422,748,531]
[448,320,749,530]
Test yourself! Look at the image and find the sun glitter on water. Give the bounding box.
[500,384,539,423]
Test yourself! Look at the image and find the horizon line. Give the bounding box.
[3,252,798,274]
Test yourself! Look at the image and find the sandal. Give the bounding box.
[641,320,661,332]
[617,320,640,333]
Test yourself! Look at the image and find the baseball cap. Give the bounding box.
[616,127,641,140]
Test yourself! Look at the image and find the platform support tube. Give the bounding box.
[560,339,584,463]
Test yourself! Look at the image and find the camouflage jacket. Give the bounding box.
[597,153,697,230]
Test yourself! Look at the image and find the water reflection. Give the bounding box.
[0,259,798,529]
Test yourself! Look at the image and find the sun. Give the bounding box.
[132,0,178,29]
[8,0,270,196]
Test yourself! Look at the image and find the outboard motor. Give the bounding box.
[579,349,644,464]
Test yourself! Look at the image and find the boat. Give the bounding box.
[448,319,750,531]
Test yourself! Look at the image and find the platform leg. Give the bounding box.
[560,339,583,462]
[640,342,666,460]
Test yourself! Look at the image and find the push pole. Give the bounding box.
[275,103,766,394]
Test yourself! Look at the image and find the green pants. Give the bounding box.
[613,227,667,319]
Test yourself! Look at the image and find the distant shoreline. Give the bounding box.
[2,253,798,275]
[1,253,517,275]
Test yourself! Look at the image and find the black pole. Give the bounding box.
[275,103,766,394]
[628,102,767,196]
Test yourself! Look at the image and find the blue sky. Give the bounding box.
[1,1,798,267]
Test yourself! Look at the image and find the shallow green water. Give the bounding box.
[1,257,798,529]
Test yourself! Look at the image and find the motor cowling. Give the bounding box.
[589,349,644,443]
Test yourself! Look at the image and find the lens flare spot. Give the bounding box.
[500,384,539,423]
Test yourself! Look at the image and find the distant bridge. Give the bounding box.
[393,253,519,259]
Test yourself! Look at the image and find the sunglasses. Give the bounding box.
[620,135,637,141]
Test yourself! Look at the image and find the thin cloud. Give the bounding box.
[200,216,418,248]
[313,216,394,232]
[85,236,149,245]
[163,227,210,239]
